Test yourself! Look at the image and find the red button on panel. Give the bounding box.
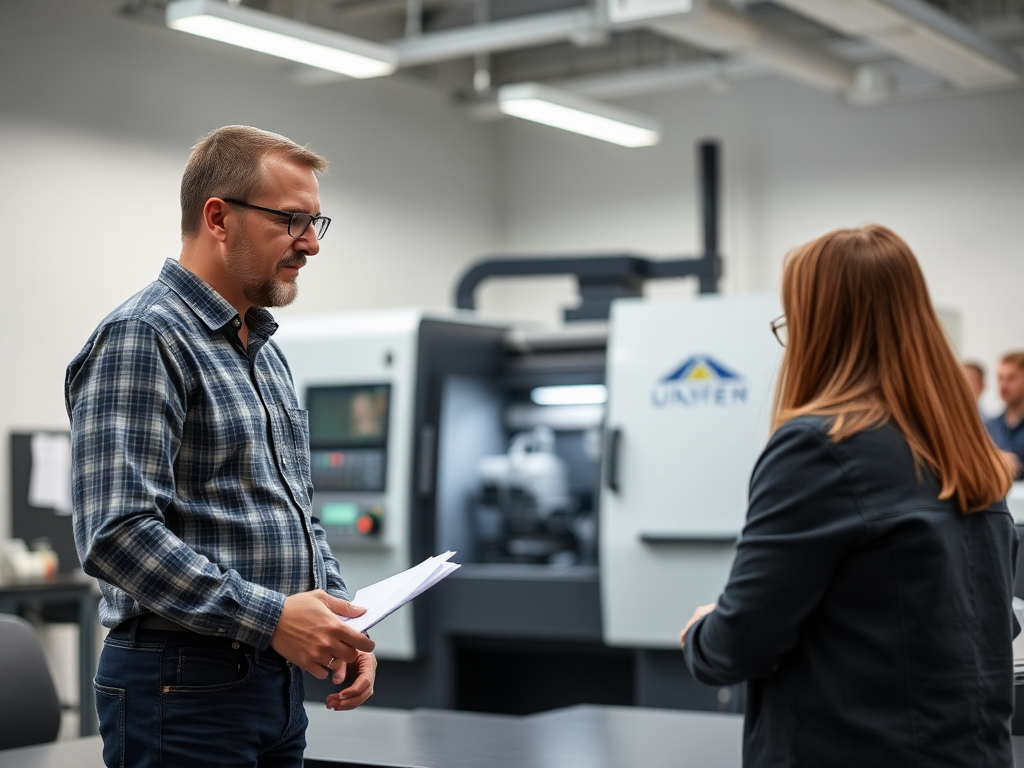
[356,515,375,535]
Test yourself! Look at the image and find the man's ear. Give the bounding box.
[202,198,231,243]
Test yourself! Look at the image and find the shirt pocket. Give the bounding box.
[282,406,314,503]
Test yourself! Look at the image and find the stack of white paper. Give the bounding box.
[340,551,460,633]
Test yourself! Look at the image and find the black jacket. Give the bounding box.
[684,415,1018,767]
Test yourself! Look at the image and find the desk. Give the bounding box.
[0,574,100,737]
[303,704,743,768]
[5,706,1024,768]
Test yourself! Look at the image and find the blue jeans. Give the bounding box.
[94,620,308,767]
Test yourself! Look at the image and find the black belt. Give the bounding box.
[121,615,193,633]
[139,614,192,632]
[110,616,285,663]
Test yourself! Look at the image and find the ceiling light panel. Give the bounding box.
[498,82,662,148]
[166,0,397,79]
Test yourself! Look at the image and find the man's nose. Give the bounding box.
[298,226,320,256]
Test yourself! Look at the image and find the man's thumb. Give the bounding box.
[327,595,366,617]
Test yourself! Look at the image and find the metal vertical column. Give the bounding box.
[698,140,722,295]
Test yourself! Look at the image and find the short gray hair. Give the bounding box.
[180,125,329,239]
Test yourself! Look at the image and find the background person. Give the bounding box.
[985,351,1024,479]
[680,225,1017,767]
[963,360,986,404]
[66,126,375,767]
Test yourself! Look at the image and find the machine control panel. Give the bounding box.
[311,449,386,492]
[307,383,391,548]
[317,497,385,546]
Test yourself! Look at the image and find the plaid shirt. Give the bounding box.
[66,259,348,649]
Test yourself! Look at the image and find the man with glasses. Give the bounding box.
[66,126,376,767]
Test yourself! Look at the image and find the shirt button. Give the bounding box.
[232,317,241,328]
[231,642,240,649]
[282,458,288,467]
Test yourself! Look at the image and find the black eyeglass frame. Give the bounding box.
[222,198,331,240]
[770,314,787,347]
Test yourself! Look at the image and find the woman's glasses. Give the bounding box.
[770,315,787,347]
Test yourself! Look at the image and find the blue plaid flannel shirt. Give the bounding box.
[66,259,348,649]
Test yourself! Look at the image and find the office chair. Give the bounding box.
[0,614,62,750]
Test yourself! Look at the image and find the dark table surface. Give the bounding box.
[1,703,1023,768]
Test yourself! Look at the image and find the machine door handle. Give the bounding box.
[605,427,622,493]
[639,533,738,545]
[418,424,436,497]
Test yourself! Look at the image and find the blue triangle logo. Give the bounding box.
[661,355,741,383]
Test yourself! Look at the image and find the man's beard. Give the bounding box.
[227,226,303,308]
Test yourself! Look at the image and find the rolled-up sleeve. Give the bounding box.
[66,319,286,648]
[684,420,865,685]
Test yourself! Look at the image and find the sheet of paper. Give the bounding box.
[341,551,461,633]
[28,433,73,515]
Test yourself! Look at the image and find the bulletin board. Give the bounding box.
[9,431,80,574]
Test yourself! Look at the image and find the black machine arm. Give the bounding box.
[454,141,723,323]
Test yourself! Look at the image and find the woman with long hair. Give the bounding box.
[680,225,1017,767]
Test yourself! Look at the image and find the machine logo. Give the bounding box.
[651,354,748,408]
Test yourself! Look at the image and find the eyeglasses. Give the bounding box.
[223,198,331,240]
[770,315,788,347]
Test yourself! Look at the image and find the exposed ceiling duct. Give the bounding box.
[154,0,1024,143]
[771,0,1021,87]
[643,2,859,92]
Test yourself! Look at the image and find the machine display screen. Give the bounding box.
[307,384,390,492]
[308,385,390,447]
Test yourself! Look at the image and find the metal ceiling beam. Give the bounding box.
[389,7,600,66]
[548,56,768,99]
[648,3,858,92]
[772,0,1021,87]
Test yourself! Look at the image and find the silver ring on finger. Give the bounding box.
[327,657,337,670]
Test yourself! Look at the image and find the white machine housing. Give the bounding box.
[276,309,423,660]
[600,294,782,648]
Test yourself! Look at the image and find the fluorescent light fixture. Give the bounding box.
[498,82,662,148]
[530,385,608,406]
[166,0,397,79]
[607,0,698,24]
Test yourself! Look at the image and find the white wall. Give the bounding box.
[2,0,1023,541]
[491,77,1024,415]
[0,0,500,540]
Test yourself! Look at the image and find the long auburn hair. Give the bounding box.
[773,224,1012,513]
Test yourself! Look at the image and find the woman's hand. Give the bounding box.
[680,603,717,650]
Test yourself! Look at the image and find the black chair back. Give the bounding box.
[0,614,62,750]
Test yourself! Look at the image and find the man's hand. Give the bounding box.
[325,650,377,711]
[1001,450,1022,476]
[680,603,717,650]
[270,590,375,679]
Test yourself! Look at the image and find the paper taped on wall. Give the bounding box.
[28,433,72,515]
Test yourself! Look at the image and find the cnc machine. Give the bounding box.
[275,143,783,713]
